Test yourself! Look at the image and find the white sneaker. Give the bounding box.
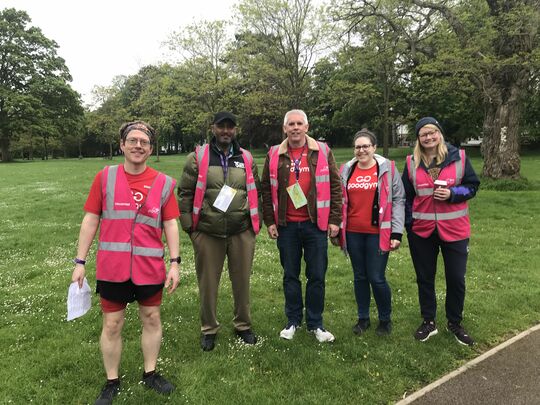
[311,328,335,342]
[279,325,298,340]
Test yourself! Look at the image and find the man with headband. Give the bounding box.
[71,121,180,404]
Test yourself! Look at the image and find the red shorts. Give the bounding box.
[100,289,163,313]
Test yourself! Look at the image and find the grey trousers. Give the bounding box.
[191,229,256,334]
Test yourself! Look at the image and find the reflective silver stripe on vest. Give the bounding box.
[132,246,164,257]
[193,207,200,214]
[161,175,173,206]
[318,142,328,158]
[456,150,464,184]
[416,188,434,196]
[101,210,136,220]
[409,157,417,193]
[106,165,119,211]
[196,180,205,189]
[135,214,160,228]
[196,145,206,163]
[412,208,469,220]
[250,207,258,215]
[317,200,330,208]
[380,221,391,229]
[246,182,256,191]
[270,178,278,186]
[99,241,131,252]
[316,175,329,182]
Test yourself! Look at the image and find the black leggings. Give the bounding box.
[408,231,469,324]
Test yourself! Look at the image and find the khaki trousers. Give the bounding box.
[191,229,256,334]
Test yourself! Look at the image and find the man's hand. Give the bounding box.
[390,239,401,251]
[165,265,180,294]
[71,264,85,288]
[328,224,339,238]
[267,224,279,239]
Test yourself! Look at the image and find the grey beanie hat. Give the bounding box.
[415,117,444,137]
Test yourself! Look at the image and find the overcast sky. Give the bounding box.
[4,0,237,105]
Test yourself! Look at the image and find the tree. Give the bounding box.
[0,8,77,161]
[334,0,540,179]
[236,0,334,107]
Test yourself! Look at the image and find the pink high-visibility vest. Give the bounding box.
[96,165,176,284]
[192,144,260,234]
[339,160,395,252]
[406,150,470,241]
[268,141,331,231]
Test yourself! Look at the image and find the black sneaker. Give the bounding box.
[448,322,475,346]
[353,318,371,335]
[236,328,257,345]
[375,320,392,336]
[142,372,174,394]
[95,380,120,405]
[201,333,217,351]
[414,320,438,342]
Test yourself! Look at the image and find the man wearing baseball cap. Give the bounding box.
[178,112,261,351]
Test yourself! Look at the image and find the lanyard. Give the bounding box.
[219,148,233,180]
[288,144,306,182]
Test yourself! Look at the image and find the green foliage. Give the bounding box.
[1,152,540,403]
[0,8,83,161]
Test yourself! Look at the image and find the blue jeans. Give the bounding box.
[346,232,391,322]
[277,221,328,330]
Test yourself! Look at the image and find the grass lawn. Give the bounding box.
[1,149,539,404]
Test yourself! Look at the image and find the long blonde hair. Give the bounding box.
[413,124,448,168]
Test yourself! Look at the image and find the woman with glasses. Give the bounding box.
[335,129,405,336]
[402,117,480,346]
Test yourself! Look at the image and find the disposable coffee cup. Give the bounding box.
[434,180,448,188]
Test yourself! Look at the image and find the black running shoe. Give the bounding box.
[353,319,371,335]
[201,333,217,351]
[95,380,120,405]
[448,322,475,346]
[236,328,258,344]
[376,320,392,336]
[142,372,175,394]
[414,320,438,342]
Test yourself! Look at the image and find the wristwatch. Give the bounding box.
[74,258,86,265]
[169,257,181,264]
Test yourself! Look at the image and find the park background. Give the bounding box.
[1,149,539,403]
[1,0,540,403]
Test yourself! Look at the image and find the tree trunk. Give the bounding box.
[43,136,49,160]
[29,136,34,160]
[0,132,12,162]
[481,78,523,179]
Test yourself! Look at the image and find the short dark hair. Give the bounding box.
[353,128,377,146]
[119,121,156,143]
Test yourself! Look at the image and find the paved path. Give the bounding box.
[397,324,540,405]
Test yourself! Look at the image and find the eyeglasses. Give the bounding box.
[418,129,439,139]
[125,138,151,147]
[354,144,372,150]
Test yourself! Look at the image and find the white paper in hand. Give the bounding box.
[67,278,91,321]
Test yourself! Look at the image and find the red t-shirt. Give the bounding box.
[346,163,378,234]
[84,166,180,220]
[286,146,311,222]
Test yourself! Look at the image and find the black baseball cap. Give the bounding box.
[213,111,237,126]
